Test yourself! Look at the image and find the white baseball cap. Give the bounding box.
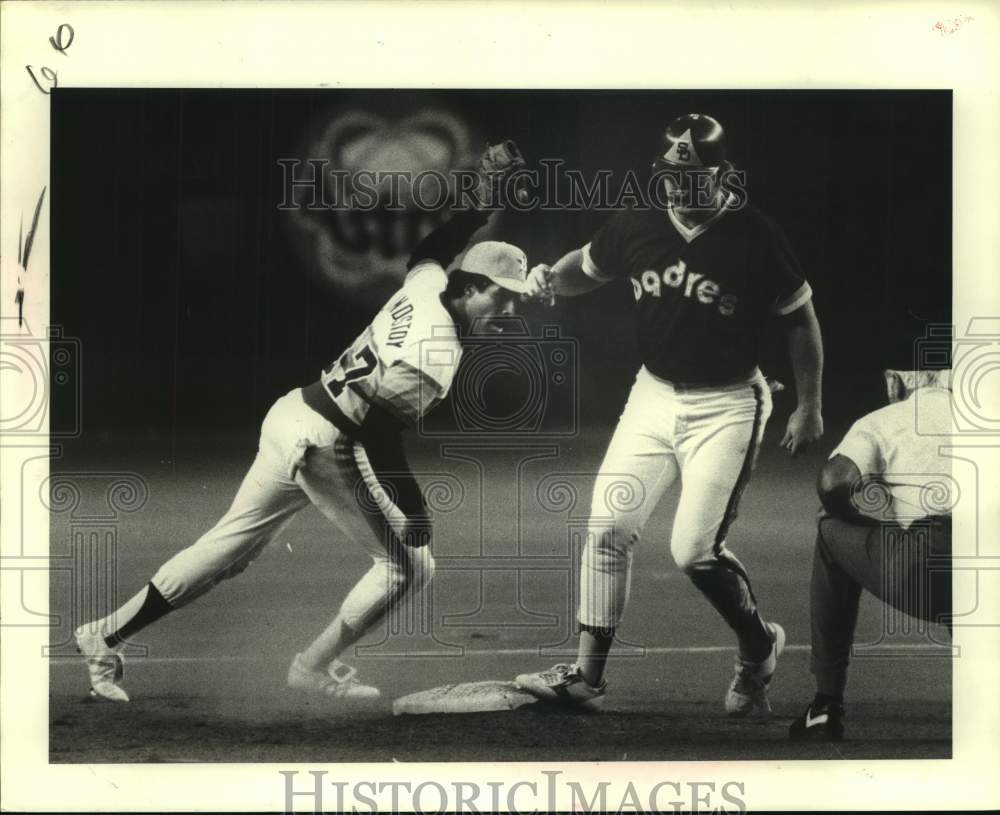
[459,241,529,294]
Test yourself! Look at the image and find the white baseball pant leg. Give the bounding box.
[579,367,773,657]
[578,368,680,631]
[150,389,433,634]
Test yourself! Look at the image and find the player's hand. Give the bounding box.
[523,263,556,306]
[780,405,823,455]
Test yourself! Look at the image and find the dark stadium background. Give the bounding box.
[51,89,951,456]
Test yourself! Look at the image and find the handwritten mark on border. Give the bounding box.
[49,24,75,55]
[16,187,47,327]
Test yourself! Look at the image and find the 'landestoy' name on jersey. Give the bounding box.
[385,294,414,348]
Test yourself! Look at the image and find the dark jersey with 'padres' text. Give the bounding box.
[584,199,811,384]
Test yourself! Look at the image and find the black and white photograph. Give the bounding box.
[2,2,998,813]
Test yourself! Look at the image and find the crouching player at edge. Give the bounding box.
[516,114,824,715]
[74,142,531,702]
[789,369,954,741]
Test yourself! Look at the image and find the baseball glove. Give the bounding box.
[473,139,528,208]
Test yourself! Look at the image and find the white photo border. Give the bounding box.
[1,1,998,811]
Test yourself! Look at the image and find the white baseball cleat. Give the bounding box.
[514,663,607,711]
[287,654,381,700]
[75,625,130,703]
[725,622,786,717]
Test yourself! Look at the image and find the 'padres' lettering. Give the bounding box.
[633,260,739,316]
[718,293,738,316]
[663,261,686,288]
[641,270,661,298]
[696,279,719,304]
[683,271,704,297]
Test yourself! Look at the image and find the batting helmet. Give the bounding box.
[653,113,727,170]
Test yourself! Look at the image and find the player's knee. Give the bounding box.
[391,546,434,592]
[584,523,637,574]
[587,522,639,554]
[411,548,435,589]
[670,538,714,574]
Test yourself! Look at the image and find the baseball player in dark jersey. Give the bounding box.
[516,114,824,715]
[74,143,530,702]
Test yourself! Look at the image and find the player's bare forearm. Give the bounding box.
[817,455,880,525]
[780,300,824,454]
[786,300,823,408]
[525,248,605,303]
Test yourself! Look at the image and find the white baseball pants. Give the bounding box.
[579,365,772,631]
[150,388,434,633]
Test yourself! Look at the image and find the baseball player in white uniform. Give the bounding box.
[75,143,530,702]
[516,114,824,715]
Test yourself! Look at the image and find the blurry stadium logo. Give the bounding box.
[286,109,480,301]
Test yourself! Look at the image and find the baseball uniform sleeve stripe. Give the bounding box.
[772,281,813,315]
[581,242,616,282]
[715,383,766,551]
